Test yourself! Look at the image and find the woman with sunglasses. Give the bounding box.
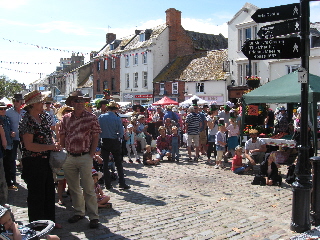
[18,90,62,228]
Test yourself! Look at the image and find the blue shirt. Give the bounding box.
[163,111,179,122]
[98,111,124,139]
[6,107,26,141]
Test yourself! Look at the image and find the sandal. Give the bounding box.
[99,203,112,209]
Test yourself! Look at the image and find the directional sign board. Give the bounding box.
[241,37,300,60]
[251,3,300,23]
[257,20,300,39]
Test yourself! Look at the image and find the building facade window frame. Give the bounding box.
[125,55,130,67]
[134,53,138,66]
[104,59,108,70]
[143,52,147,64]
[237,24,258,51]
[134,72,138,88]
[172,82,178,94]
[112,57,116,69]
[196,82,204,93]
[125,73,130,89]
[142,71,148,88]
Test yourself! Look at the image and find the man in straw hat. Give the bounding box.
[59,90,101,228]
[244,129,267,169]
[5,93,25,187]
[98,101,130,190]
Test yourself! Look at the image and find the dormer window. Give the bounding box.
[110,44,114,50]
[139,33,145,42]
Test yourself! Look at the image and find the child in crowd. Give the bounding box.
[0,205,59,240]
[92,169,112,208]
[156,126,172,161]
[170,126,180,162]
[143,145,160,165]
[124,124,140,163]
[215,124,227,169]
[226,117,240,158]
[231,146,250,174]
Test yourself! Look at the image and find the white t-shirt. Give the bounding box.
[245,138,266,155]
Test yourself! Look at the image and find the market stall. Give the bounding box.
[179,95,209,107]
[242,71,320,155]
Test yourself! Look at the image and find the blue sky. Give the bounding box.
[0,0,319,86]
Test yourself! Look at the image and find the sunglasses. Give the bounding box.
[73,99,85,103]
[65,110,73,113]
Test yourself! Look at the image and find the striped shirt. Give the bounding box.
[60,110,101,153]
[186,112,201,135]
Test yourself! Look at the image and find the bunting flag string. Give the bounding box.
[0,60,54,65]
[0,66,47,75]
[0,60,83,65]
[1,37,90,55]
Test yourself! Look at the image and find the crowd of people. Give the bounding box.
[0,90,304,238]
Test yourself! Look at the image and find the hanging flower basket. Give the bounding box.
[246,76,261,89]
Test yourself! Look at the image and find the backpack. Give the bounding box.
[285,164,296,184]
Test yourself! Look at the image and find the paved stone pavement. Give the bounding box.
[7,149,313,239]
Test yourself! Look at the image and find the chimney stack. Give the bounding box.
[106,33,116,44]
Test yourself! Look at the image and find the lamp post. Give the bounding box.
[290,0,312,233]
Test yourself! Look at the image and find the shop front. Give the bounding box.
[122,92,153,105]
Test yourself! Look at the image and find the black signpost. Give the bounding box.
[243,1,312,233]
[257,19,300,39]
[241,37,300,60]
[251,3,300,23]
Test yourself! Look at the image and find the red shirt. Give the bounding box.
[232,155,243,171]
[59,110,101,153]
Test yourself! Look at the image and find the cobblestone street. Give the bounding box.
[8,149,308,239]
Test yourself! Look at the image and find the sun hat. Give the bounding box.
[12,93,23,101]
[108,101,119,110]
[279,106,286,111]
[138,115,145,120]
[44,97,54,103]
[127,124,134,128]
[56,106,74,119]
[23,90,51,107]
[92,168,103,179]
[249,129,259,134]
[65,91,89,106]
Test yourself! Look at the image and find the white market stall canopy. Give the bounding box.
[179,95,209,107]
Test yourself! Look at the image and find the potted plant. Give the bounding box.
[246,76,261,89]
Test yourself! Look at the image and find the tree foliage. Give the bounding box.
[0,75,25,99]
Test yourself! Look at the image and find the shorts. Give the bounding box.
[199,130,207,145]
[187,134,199,147]
[156,149,170,159]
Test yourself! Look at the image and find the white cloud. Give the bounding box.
[182,18,228,37]
[0,0,27,9]
[36,21,92,36]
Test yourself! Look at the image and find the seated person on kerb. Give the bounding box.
[232,146,250,174]
[244,129,266,168]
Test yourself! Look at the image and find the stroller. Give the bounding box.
[1,220,55,240]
